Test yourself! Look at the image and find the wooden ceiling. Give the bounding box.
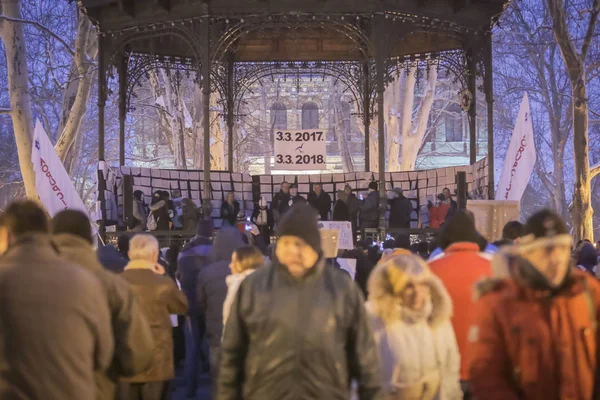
[80,0,507,62]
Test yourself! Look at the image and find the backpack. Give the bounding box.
[147,212,158,231]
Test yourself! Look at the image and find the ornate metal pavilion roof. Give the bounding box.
[79,0,509,62]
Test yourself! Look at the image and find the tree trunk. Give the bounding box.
[192,82,203,169]
[546,0,598,241]
[260,85,272,174]
[54,10,97,173]
[331,87,355,173]
[570,77,593,240]
[401,65,438,170]
[369,118,379,172]
[209,93,225,170]
[552,144,568,219]
[0,0,37,199]
[388,70,415,172]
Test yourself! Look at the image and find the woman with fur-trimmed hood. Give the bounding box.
[366,254,463,400]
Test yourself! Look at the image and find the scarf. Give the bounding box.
[400,298,433,324]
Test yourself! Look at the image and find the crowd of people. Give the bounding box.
[1,198,600,400]
[131,181,461,244]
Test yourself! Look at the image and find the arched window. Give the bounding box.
[270,102,287,130]
[445,103,463,142]
[302,102,319,129]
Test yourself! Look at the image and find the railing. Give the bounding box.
[104,227,441,249]
[105,230,197,248]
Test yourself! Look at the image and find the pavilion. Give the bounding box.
[78,0,510,236]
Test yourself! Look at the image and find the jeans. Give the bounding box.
[183,317,208,395]
[209,345,220,399]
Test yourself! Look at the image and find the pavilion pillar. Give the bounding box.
[227,54,235,172]
[118,51,127,166]
[362,61,370,172]
[484,33,495,199]
[201,14,212,217]
[97,35,107,240]
[374,15,388,234]
[467,47,477,165]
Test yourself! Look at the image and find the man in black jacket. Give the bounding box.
[388,187,413,229]
[217,204,382,400]
[271,181,291,223]
[308,183,332,221]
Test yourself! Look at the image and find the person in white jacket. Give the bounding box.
[366,253,463,400]
[222,245,265,331]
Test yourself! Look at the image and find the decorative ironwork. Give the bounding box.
[104,23,204,68]
[121,53,200,112]
[211,61,368,119]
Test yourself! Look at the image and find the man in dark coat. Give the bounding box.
[289,184,306,206]
[51,210,155,400]
[119,234,188,400]
[196,228,245,392]
[388,187,413,229]
[308,183,332,221]
[344,184,361,242]
[0,201,114,400]
[217,204,382,400]
[177,219,214,396]
[271,181,291,223]
[360,181,380,231]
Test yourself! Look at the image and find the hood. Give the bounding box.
[225,269,256,287]
[180,236,212,256]
[474,246,572,299]
[577,243,598,268]
[210,228,245,262]
[53,233,103,272]
[97,244,128,273]
[367,260,452,327]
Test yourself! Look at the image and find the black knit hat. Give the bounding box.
[524,210,568,238]
[368,181,378,190]
[517,209,572,252]
[276,204,322,254]
[438,210,482,250]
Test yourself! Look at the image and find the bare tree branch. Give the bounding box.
[0,15,75,56]
[591,162,600,179]
[581,0,600,61]
[0,107,10,114]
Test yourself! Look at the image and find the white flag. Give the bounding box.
[31,121,88,217]
[496,93,536,201]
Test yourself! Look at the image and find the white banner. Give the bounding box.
[318,221,353,249]
[31,121,88,217]
[496,93,536,201]
[273,129,326,170]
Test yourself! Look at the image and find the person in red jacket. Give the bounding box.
[468,210,600,400]
[428,210,493,396]
[428,193,450,229]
